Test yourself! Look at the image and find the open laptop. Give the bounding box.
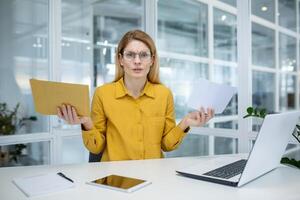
[176,111,300,187]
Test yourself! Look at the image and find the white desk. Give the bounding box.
[1,154,300,200]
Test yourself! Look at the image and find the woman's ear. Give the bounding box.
[150,56,154,67]
[119,53,124,66]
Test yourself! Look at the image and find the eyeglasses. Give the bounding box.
[122,51,152,62]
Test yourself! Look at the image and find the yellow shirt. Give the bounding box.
[82,78,188,161]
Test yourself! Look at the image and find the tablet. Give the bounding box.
[86,174,151,193]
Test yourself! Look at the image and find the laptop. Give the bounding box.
[176,111,300,187]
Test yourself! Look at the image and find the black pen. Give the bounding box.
[57,172,74,183]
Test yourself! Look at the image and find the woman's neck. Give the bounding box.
[124,76,147,99]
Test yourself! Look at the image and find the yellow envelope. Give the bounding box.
[30,79,90,116]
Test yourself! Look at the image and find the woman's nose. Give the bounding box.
[133,54,141,63]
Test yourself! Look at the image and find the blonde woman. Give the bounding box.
[57,30,214,161]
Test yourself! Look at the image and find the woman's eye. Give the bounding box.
[141,52,150,58]
[140,53,147,58]
[125,52,135,58]
[128,53,135,57]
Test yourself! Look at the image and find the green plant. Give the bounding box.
[244,106,300,169]
[243,106,267,119]
[281,157,300,168]
[9,144,27,163]
[0,103,37,135]
[0,144,28,166]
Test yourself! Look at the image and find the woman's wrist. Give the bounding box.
[178,117,189,132]
[81,119,93,131]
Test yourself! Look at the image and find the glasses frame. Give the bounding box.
[121,50,153,62]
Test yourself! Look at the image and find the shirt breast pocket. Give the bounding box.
[147,116,165,144]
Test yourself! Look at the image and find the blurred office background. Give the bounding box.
[0,0,299,167]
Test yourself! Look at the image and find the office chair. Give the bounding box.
[89,152,102,162]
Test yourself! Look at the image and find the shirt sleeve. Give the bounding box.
[161,89,189,152]
[81,88,107,154]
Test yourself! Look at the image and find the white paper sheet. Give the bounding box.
[187,79,237,114]
[13,172,75,197]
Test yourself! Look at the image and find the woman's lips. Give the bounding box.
[133,68,143,72]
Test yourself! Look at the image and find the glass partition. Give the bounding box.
[279,33,296,72]
[165,134,209,157]
[279,74,296,110]
[215,137,237,154]
[61,135,89,164]
[251,0,275,22]
[92,0,143,86]
[158,0,208,57]
[252,23,275,68]
[252,71,275,113]
[61,0,93,85]
[0,142,50,167]
[278,0,296,31]
[214,8,237,62]
[0,0,49,135]
[218,0,237,7]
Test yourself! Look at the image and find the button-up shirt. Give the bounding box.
[82,78,188,161]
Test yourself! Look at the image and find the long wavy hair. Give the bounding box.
[114,30,160,84]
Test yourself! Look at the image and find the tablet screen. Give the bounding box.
[91,175,146,190]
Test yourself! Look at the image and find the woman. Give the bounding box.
[57,30,214,161]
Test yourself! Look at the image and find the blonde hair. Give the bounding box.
[114,30,160,84]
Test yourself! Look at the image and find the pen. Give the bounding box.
[57,172,74,183]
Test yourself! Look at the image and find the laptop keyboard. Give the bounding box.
[203,159,247,179]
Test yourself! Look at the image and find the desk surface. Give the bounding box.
[1,154,300,200]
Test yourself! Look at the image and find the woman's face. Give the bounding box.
[119,40,153,80]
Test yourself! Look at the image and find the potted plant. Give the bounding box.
[0,102,37,166]
[244,106,300,169]
[0,102,37,135]
[0,144,27,167]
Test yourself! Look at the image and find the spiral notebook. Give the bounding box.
[13,172,75,197]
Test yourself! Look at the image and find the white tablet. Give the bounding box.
[86,174,151,193]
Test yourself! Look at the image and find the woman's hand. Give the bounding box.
[57,104,93,130]
[179,107,214,131]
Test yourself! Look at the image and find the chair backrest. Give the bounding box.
[89,152,102,162]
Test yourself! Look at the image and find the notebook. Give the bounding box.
[176,111,300,187]
[13,172,75,197]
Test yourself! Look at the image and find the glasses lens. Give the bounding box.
[124,52,135,60]
[123,51,151,61]
[140,52,150,60]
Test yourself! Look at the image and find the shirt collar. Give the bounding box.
[115,77,155,99]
